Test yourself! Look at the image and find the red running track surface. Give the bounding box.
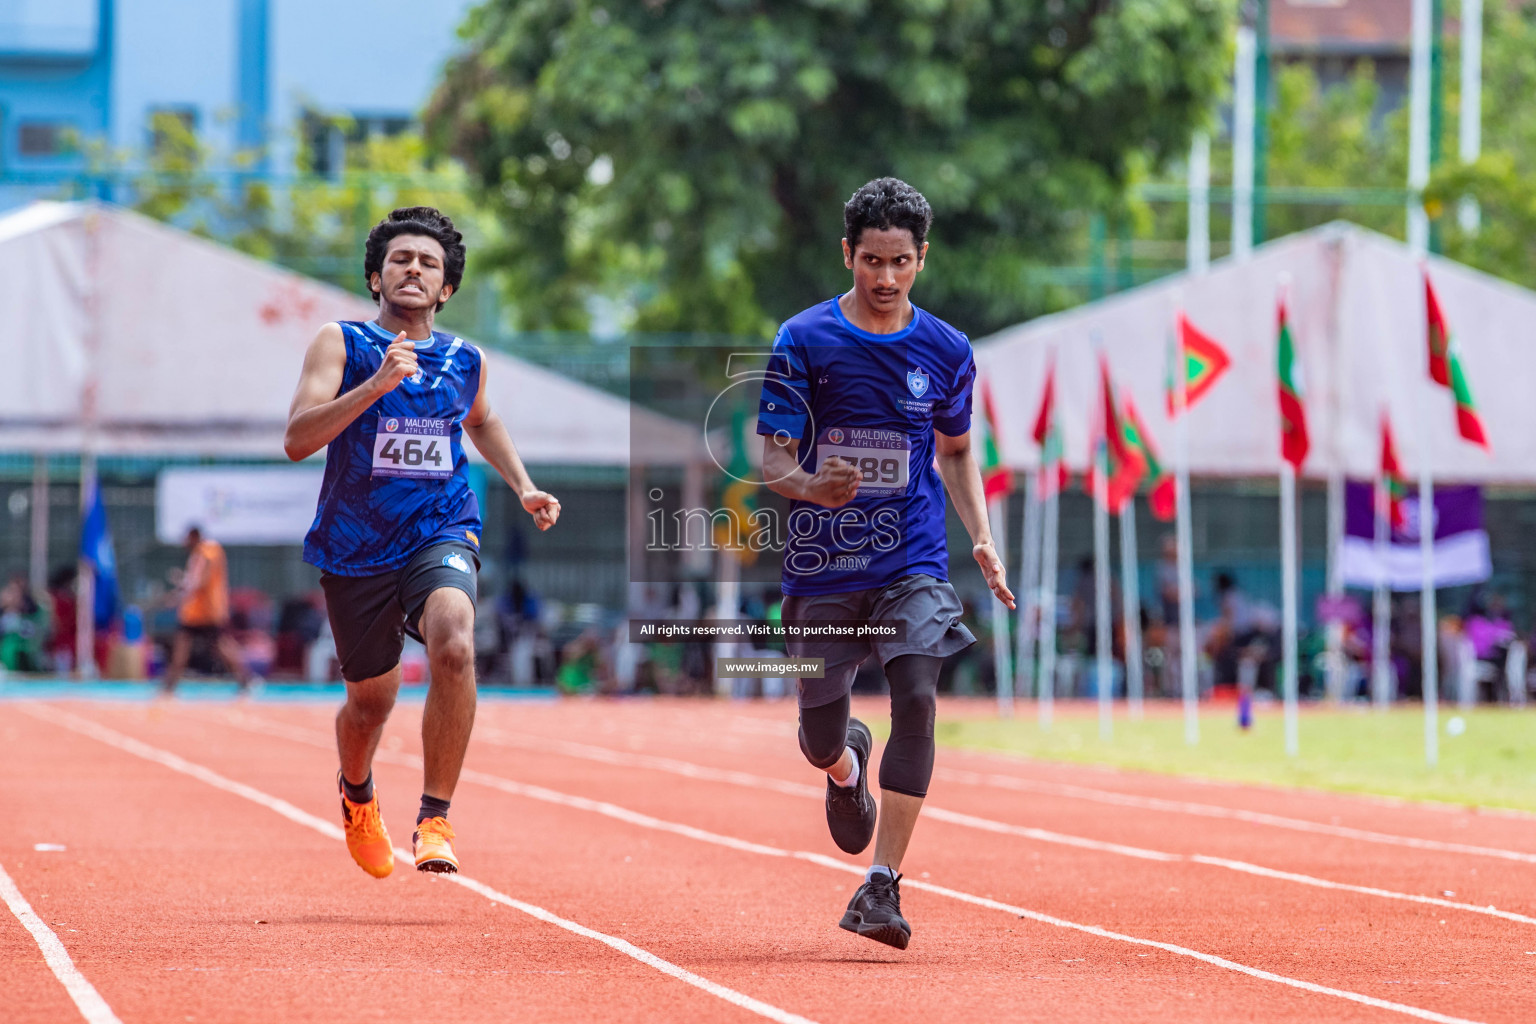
[3,696,1533,1024]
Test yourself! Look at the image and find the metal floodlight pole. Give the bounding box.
[1253,0,1272,246]
[1408,0,1434,253]
[1459,0,1484,233]
[1187,132,1211,273]
[1232,25,1257,260]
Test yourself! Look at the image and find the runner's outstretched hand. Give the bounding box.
[804,455,861,508]
[522,490,561,531]
[369,333,418,393]
[973,541,1016,609]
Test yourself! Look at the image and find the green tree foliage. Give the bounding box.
[429,0,1237,337]
[110,116,502,331]
[1428,1,1536,288]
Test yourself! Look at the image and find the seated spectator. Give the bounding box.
[0,574,50,672]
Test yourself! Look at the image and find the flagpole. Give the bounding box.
[1419,455,1438,766]
[1373,456,1393,711]
[1280,461,1300,757]
[1015,471,1043,711]
[989,494,1014,716]
[1410,0,1438,763]
[1175,332,1199,745]
[1039,482,1060,731]
[1120,498,1145,719]
[1094,439,1114,741]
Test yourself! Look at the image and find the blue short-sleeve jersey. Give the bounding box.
[756,298,976,596]
[303,320,483,576]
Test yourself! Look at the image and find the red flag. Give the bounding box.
[1167,313,1232,417]
[1425,273,1451,388]
[1276,295,1310,468]
[978,377,1013,500]
[1423,272,1490,450]
[1121,393,1174,521]
[1031,354,1056,447]
[1380,413,1409,530]
[1086,357,1146,511]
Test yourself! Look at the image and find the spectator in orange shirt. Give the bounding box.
[161,526,256,693]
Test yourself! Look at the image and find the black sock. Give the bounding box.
[341,772,374,805]
[417,794,451,824]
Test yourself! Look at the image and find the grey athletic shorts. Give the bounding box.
[319,541,480,682]
[782,573,975,708]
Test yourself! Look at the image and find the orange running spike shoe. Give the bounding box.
[338,774,393,878]
[413,816,459,873]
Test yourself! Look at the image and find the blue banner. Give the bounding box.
[80,473,118,629]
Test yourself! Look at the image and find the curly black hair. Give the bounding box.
[843,177,933,250]
[363,206,466,309]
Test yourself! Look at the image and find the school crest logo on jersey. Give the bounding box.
[906,368,930,398]
[442,552,472,573]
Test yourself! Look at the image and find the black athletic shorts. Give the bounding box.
[782,573,975,708]
[319,541,480,683]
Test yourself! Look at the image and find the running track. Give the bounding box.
[4,696,1535,1023]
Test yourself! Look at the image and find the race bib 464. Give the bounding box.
[372,416,452,478]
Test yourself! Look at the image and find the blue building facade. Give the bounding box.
[0,0,477,207]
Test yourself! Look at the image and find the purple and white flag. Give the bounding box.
[1338,482,1490,591]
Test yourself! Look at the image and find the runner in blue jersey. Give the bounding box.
[758,178,1015,949]
[284,207,561,879]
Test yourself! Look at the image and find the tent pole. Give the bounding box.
[989,494,1014,716]
[1039,484,1060,731]
[1014,472,1042,712]
[1120,497,1145,719]
[30,454,48,595]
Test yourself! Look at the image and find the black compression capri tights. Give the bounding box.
[796,654,941,799]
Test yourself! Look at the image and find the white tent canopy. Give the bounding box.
[1,201,697,465]
[975,222,1536,483]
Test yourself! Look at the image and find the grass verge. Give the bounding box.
[925,700,1536,814]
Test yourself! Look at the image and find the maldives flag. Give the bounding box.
[978,376,1013,500]
[1031,355,1069,496]
[1425,271,1490,449]
[1276,295,1310,468]
[1166,313,1232,417]
[1086,358,1146,511]
[1122,393,1175,521]
[1379,413,1409,529]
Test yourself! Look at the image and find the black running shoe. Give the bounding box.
[825,718,876,854]
[839,872,911,950]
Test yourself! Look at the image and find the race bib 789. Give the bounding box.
[372,416,451,478]
[815,426,910,496]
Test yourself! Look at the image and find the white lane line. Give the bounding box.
[0,861,122,1024]
[193,709,1492,1024]
[933,767,1536,865]
[471,727,1175,862]
[466,723,1536,925]
[21,705,821,1024]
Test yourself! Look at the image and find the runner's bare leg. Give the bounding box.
[418,587,478,800]
[336,665,401,788]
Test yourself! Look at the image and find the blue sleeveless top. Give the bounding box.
[303,320,483,576]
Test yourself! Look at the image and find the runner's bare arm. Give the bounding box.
[935,429,1016,609]
[462,353,561,531]
[283,323,418,461]
[761,435,862,508]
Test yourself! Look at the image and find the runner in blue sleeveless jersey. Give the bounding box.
[758,179,1015,949]
[284,207,561,878]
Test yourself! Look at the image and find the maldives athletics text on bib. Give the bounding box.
[371,415,452,479]
[815,425,911,496]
